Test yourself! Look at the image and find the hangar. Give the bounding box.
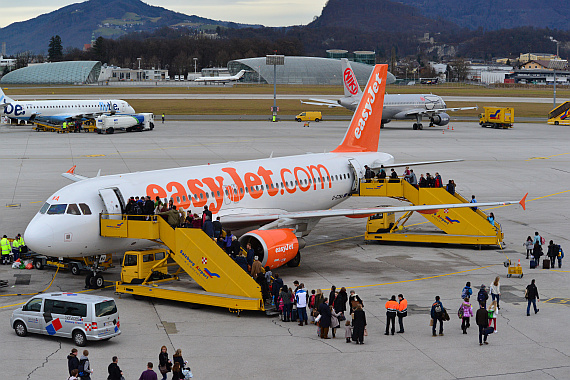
[1,61,102,85]
[227,56,396,85]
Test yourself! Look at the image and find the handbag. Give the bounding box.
[524,288,528,299]
[429,318,433,326]
[159,365,169,374]
[338,313,346,322]
[364,328,368,336]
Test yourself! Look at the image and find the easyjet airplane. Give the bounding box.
[24,65,525,287]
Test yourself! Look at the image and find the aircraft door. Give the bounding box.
[98,188,124,219]
[424,95,439,110]
[348,158,363,193]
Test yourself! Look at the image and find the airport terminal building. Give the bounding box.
[0,61,102,85]
[228,56,396,85]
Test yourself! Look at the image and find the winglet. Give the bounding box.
[519,192,528,210]
[66,165,77,174]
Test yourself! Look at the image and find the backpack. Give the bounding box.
[457,306,464,319]
[78,358,88,377]
[477,290,487,303]
[461,287,469,300]
[487,309,494,319]
[309,294,316,308]
[133,202,143,215]
[559,247,564,258]
[540,236,546,245]
[434,303,442,314]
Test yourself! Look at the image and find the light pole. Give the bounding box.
[193,57,198,74]
[548,37,564,108]
[266,54,284,122]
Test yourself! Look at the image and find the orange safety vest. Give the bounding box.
[385,300,399,314]
[398,298,408,313]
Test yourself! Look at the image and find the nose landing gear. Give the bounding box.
[84,255,106,289]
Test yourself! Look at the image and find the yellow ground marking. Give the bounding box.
[541,298,570,305]
[526,152,570,161]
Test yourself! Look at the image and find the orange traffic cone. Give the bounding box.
[447,125,449,129]
[452,126,454,131]
[518,259,521,266]
[442,130,445,134]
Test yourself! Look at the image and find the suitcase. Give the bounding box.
[543,259,550,269]
[530,260,537,269]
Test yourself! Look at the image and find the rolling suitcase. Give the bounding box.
[530,260,537,269]
[543,259,550,269]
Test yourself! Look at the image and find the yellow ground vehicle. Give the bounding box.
[479,107,514,128]
[547,101,570,125]
[295,111,322,122]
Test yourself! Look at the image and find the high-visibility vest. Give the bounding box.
[17,237,25,247]
[385,300,399,314]
[62,122,67,129]
[398,298,408,314]
[0,238,10,255]
[12,239,19,249]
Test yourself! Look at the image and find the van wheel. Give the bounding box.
[295,118,301,122]
[314,118,320,122]
[14,321,27,337]
[73,330,87,346]
[70,264,81,276]
[34,259,44,270]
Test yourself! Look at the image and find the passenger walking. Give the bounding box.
[272,274,284,306]
[385,295,398,335]
[329,286,337,308]
[524,236,534,259]
[246,243,255,269]
[389,168,399,182]
[314,289,325,314]
[476,303,491,345]
[460,297,473,334]
[490,276,501,309]
[488,300,498,332]
[349,290,363,313]
[78,350,93,380]
[408,169,417,187]
[223,231,234,254]
[250,256,264,278]
[230,235,242,258]
[470,195,477,211]
[487,212,495,226]
[477,284,489,307]
[107,356,123,380]
[461,282,473,300]
[547,240,558,268]
[397,294,407,333]
[295,283,309,325]
[377,165,386,179]
[345,320,353,343]
[431,296,444,336]
[213,217,223,239]
[138,362,158,380]
[525,279,540,316]
[446,180,456,195]
[318,297,332,338]
[67,348,79,377]
[202,215,214,238]
[533,242,543,267]
[418,174,427,187]
[533,231,543,246]
[434,172,443,187]
[171,362,184,380]
[158,346,172,380]
[172,349,187,372]
[351,304,366,344]
[334,287,348,315]
[557,245,564,268]
[280,285,292,322]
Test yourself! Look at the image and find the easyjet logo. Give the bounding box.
[344,68,358,95]
[275,243,294,253]
[146,163,332,214]
[354,72,383,139]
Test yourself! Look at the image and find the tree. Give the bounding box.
[451,58,469,82]
[48,35,63,62]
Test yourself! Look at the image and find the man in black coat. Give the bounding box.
[67,348,79,376]
[107,356,123,380]
[318,298,332,339]
[476,303,490,345]
[144,196,155,216]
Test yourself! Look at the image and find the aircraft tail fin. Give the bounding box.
[0,88,14,105]
[341,58,362,98]
[332,64,388,153]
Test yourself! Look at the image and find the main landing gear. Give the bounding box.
[84,255,106,289]
[412,123,423,130]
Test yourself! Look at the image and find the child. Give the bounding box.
[460,297,473,334]
[345,320,353,343]
[488,300,498,332]
[68,369,79,380]
[524,236,533,259]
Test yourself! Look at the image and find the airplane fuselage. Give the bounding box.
[339,93,446,120]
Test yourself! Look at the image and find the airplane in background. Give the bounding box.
[194,69,246,84]
[24,64,525,288]
[302,58,476,130]
[0,88,135,125]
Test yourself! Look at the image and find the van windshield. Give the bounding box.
[95,300,117,317]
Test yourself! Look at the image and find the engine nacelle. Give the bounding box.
[431,113,450,126]
[239,229,306,269]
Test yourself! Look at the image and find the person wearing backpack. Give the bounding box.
[430,296,445,336]
[488,300,498,333]
[547,241,559,269]
[477,284,489,307]
[461,282,473,300]
[460,297,473,334]
[78,350,93,380]
[557,246,564,268]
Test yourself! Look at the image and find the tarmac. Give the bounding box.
[0,119,569,379]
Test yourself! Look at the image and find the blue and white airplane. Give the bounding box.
[0,88,135,124]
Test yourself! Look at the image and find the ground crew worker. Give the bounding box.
[1,235,10,265]
[385,295,399,335]
[397,294,408,333]
[12,233,25,261]
[161,113,165,123]
[62,121,67,132]
[11,235,20,261]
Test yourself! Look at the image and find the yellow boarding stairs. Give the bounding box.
[356,179,503,247]
[100,215,265,313]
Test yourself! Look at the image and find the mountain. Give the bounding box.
[395,0,570,31]
[0,0,262,54]
[308,0,457,34]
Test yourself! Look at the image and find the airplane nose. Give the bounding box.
[24,222,54,252]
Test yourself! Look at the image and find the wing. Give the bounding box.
[221,194,527,227]
[300,99,342,108]
[369,159,463,170]
[399,107,477,118]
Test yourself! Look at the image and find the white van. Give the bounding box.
[10,293,121,346]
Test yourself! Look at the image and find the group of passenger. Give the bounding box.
[66,346,192,380]
[0,233,27,264]
[524,232,564,268]
[364,165,452,191]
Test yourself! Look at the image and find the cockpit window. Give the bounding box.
[47,204,67,215]
[66,204,81,215]
[39,203,50,214]
[79,203,92,215]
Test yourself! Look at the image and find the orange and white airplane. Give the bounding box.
[24,65,525,285]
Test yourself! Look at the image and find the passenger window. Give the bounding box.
[155,251,165,261]
[205,193,208,199]
[123,254,137,266]
[64,302,87,317]
[79,203,92,215]
[44,299,65,314]
[225,190,229,197]
[176,196,180,203]
[245,187,249,193]
[47,204,67,215]
[199,193,203,199]
[182,195,186,202]
[240,188,244,194]
[143,254,154,262]
[23,298,42,312]
[217,191,221,197]
[39,202,50,214]
[66,204,81,215]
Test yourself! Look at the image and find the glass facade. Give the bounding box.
[228,56,395,85]
[353,51,376,66]
[1,61,102,85]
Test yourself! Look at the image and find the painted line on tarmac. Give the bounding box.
[526,152,570,161]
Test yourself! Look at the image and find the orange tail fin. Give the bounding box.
[332,64,388,153]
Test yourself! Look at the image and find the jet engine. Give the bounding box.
[239,229,306,269]
[431,113,450,126]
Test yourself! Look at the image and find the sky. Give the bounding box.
[0,0,328,28]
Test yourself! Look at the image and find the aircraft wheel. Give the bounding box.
[412,123,418,130]
[418,123,423,130]
[554,121,559,125]
[85,272,94,288]
[33,259,44,270]
[91,274,104,289]
[70,264,81,276]
[295,118,301,122]
[287,252,301,267]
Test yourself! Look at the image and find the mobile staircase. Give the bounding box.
[355,179,504,247]
[100,215,265,313]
